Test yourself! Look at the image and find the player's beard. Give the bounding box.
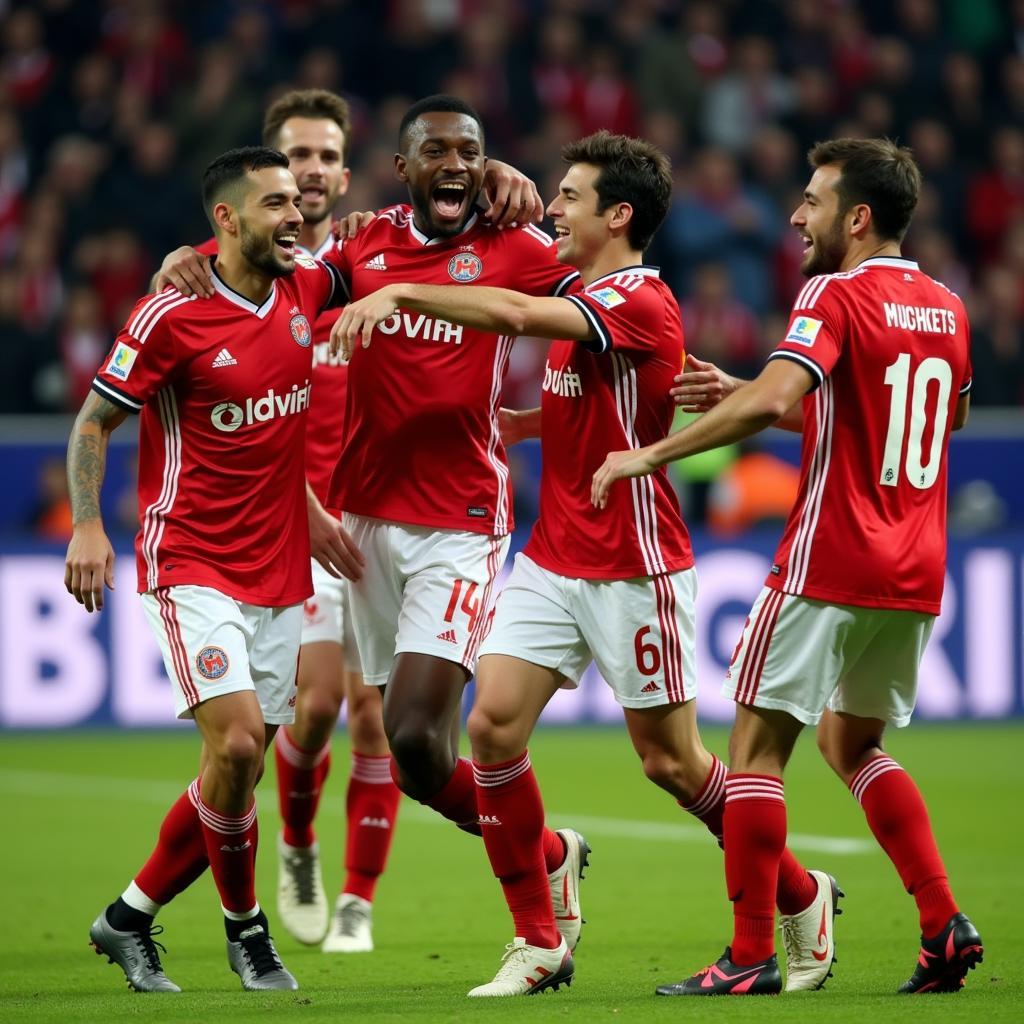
[240,220,295,278]
[802,213,846,277]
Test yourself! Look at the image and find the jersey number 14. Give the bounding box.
[879,353,952,491]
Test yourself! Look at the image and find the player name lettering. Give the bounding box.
[210,380,311,432]
[377,311,463,345]
[313,340,347,367]
[883,302,956,335]
[542,363,583,398]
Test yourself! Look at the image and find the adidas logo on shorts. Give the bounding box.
[436,628,458,644]
[640,680,661,694]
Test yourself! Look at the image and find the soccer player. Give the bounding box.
[592,138,983,995]
[65,147,348,992]
[316,94,592,948]
[333,130,836,998]
[153,91,546,953]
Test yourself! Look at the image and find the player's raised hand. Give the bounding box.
[481,159,544,227]
[332,210,377,242]
[591,447,660,510]
[670,354,742,412]
[153,246,214,298]
[330,286,400,360]
[64,521,115,613]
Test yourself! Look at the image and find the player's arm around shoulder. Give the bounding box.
[65,390,129,612]
[330,283,596,359]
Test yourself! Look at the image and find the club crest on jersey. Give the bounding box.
[448,252,482,282]
[289,313,312,347]
[785,316,823,347]
[196,646,229,679]
[105,342,138,381]
[589,286,626,310]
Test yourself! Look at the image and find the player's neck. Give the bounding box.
[298,218,332,255]
[840,239,902,272]
[214,251,276,305]
[578,244,644,285]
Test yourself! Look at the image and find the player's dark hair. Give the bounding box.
[398,94,484,152]
[263,89,352,161]
[201,147,290,227]
[809,137,921,242]
[561,130,672,252]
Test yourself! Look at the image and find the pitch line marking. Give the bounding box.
[0,767,874,855]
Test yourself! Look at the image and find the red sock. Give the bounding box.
[851,755,958,935]
[682,757,816,915]
[275,727,331,848]
[342,753,402,902]
[133,783,209,905]
[473,751,560,949]
[724,773,786,964]
[193,779,259,914]
[405,756,481,835]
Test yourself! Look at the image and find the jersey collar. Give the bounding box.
[407,211,479,247]
[300,232,335,261]
[211,268,278,319]
[856,256,920,271]
[586,264,661,289]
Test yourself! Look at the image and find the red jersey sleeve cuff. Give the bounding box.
[92,377,143,412]
[565,295,611,353]
[767,349,824,391]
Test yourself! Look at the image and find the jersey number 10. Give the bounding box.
[879,353,952,491]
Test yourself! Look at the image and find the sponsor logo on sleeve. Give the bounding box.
[105,342,138,381]
[448,252,483,282]
[589,286,626,309]
[785,316,823,347]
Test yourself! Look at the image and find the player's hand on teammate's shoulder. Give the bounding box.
[332,210,377,243]
[308,501,365,582]
[480,159,544,228]
[670,354,742,413]
[591,446,661,510]
[153,246,215,298]
[64,520,115,613]
[330,285,400,361]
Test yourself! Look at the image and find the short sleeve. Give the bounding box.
[768,275,848,390]
[92,291,193,412]
[564,275,665,355]
[293,254,346,312]
[323,237,352,301]
[505,224,579,297]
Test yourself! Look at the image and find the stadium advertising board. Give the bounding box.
[1,534,1021,727]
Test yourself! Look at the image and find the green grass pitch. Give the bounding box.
[0,724,1020,1022]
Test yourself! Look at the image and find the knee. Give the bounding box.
[347,688,387,751]
[386,718,445,773]
[637,747,696,800]
[298,689,343,741]
[208,728,263,787]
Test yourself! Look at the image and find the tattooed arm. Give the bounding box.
[65,392,129,612]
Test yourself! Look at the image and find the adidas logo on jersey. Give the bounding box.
[364,253,387,270]
[640,680,661,694]
[212,348,237,367]
[436,628,458,644]
[359,816,391,829]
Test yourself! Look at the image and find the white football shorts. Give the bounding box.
[342,513,511,686]
[301,559,363,673]
[141,584,302,724]
[723,586,935,727]
[479,553,699,709]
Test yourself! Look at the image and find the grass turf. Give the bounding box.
[0,724,1020,1022]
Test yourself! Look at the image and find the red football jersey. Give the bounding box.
[325,208,579,536]
[197,234,348,505]
[525,267,694,580]
[766,256,972,613]
[92,258,344,605]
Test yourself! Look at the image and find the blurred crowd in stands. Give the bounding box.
[2,0,1023,414]
[3,0,1024,536]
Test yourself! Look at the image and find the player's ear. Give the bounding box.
[212,201,238,236]
[394,153,409,183]
[849,202,872,238]
[609,201,633,235]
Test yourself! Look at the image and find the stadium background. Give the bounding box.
[1,0,1023,728]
